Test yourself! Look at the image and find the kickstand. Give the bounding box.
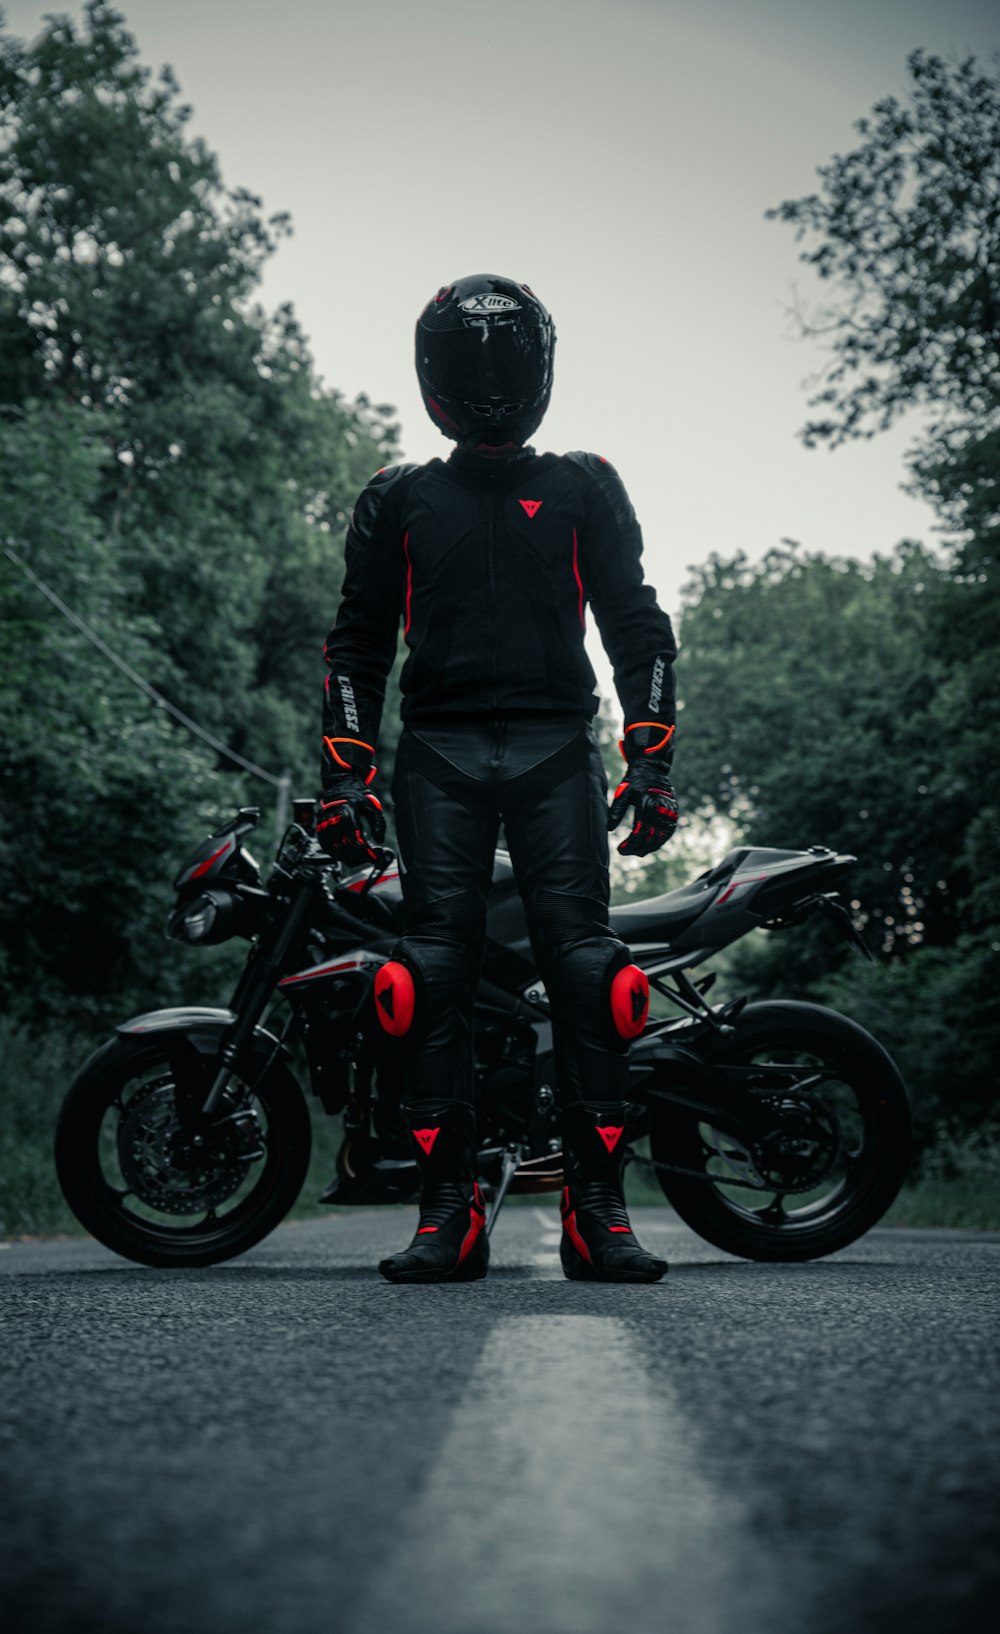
[485,1148,520,1237]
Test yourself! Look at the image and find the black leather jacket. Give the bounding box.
[322,444,677,761]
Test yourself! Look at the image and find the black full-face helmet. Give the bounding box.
[415,274,555,448]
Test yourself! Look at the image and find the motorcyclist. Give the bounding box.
[317,274,678,1284]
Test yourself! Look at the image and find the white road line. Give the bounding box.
[528,1253,561,1275]
[347,1314,763,1634]
[531,1204,560,1273]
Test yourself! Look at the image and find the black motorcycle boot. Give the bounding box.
[559,1101,668,1283]
[378,1100,489,1284]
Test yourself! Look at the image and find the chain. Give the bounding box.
[627,1152,766,1189]
[628,1151,833,1196]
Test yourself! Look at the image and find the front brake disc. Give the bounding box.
[117,1077,258,1215]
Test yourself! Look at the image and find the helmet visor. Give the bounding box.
[422,321,550,405]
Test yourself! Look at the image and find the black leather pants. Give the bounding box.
[388,714,634,1108]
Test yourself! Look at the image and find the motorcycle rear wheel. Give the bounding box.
[648,1000,911,1261]
[55,1032,312,1268]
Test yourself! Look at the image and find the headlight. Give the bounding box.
[181,896,218,942]
[167,889,234,945]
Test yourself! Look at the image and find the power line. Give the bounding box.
[4,544,285,788]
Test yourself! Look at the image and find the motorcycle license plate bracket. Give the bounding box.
[815,893,876,961]
[761,891,876,963]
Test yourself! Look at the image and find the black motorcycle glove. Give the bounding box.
[316,735,386,867]
[607,721,678,857]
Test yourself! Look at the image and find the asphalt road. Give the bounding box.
[1,1208,998,1634]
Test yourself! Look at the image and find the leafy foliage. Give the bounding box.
[0,2,397,1028]
[813,937,1000,1151]
[0,400,228,1021]
[711,47,1000,1139]
[678,543,961,954]
[766,51,999,461]
[676,537,1000,1141]
[768,52,1000,936]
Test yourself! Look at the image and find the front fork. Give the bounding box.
[200,877,317,1116]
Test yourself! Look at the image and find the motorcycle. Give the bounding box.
[55,801,911,1268]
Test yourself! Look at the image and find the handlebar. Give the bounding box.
[288,830,396,890]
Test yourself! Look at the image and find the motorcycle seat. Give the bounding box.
[608,848,752,942]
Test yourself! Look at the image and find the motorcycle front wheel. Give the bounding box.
[55,1031,312,1268]
[647,1000,911,1261]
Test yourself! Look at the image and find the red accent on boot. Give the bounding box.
[457,1183,487,1263]
[560,1185,594,1266]
[596,1124,625,1154]
[412,1127,440,1156]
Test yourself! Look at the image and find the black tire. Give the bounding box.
[55,1030,312,1268]
[648,1000,911,1261]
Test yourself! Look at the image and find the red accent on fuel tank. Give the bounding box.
[610,964,649,1039]
[345,871,399,892]
[278,956,367,988]
[374,960,416,1036]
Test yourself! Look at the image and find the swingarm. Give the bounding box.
[629,1044,835,1144]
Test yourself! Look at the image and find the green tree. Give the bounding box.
[0,0,396,753]
[765,51,998,481]
[679,50,1000,1149]
[675,541,1000,1145]
[0,1,397,1026]
[677,542,956,970]
[768,49,1000,932]
[0,400,230,1021]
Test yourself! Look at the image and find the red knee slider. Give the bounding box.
[610,963,649,1039]
[374,960,416,1036]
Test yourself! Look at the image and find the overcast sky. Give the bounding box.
[6,0,999,708]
